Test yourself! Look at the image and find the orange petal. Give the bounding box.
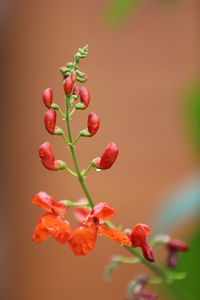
[41,213,71,244]
[130,224,152,247]
[32,191,66,216]
[68,224,98,256]
[86,203,116,225]
[32,216,51,242]
[99,225,132,246]
[74,198,90,223]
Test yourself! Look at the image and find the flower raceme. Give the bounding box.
[93,142,119,170]
[39,141,65,170]
[68,202,131,256]
[32,192,71,244]
[128,224,155,262]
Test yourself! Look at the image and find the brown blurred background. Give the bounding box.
[0,0,199,299]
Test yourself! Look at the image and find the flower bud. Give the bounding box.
[71,72,77,83]
[43,88,53,108]
[167,239,189,252]
[39,142,65,170]
[87,112,100,136]
[64,77,73,95]
[44,109,56,134]
[72,84,80,97]
[141,243,155,263]
[93,142,118,170]
[76,87,90,109]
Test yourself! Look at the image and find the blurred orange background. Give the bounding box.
[1,0,199,299]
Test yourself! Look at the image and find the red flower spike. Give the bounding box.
[68,224,98,256]
[32,191,66,216]
[39,141,64,170]
[32,213,71,244]
[74,198,90,224]
[44,109,56,134]
[79,87,90,108]
[43,88,53,108]
[86,203,116,225]
[129,224,155,262]
[88,112,100,136]
[167,239,189,252]
[68,202,131,256]
[64,77,73,95]
[93,142,119,170]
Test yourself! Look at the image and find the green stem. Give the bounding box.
[63,164,77,177]
[65,94,94,208]
[61,133,70,146]
[61,200,90,208]
[82,162,93,177]
[72,133,81,145]
[69,107,76,117]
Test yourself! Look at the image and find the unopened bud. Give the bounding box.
[43,88,53,108]
[71,72,77,83]
[39,141,64,170]
[72,84,80,97]
[44,109,56,134]
[87,112,100,136]
[93,142,119,170]
[64,77,73,95]
[75,87,90,109]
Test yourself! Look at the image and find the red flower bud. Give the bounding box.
[64,77,73,95]
[88,112,100,136]
[79,87,90,108]
[167,239,189,252]
[44,109,56,134]
[71,72,77,83]
[39,142,64,170]
[93,142,118,170]
[72,83,80,97]
[43,88,53,108]
[141,242,155,262]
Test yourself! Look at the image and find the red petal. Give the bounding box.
[73,198,90,223]
[167,239,189,252]
[99,225,132,246]
[41,213,71,244]
[131,224,152,247]
[86,203,116,225]
[141,242,155,262]
[32,216,51,242]
[68,224,98,256]
[32,191,66,216]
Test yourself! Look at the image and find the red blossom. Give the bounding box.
[32,191,66,216]
[39,141,64,170]
[72,83,80,97]
[87,112,100,136]
[73,198,90,224]
[93,142,119,170]
[68,202,131,256]
[32,192,71,244]
[64,77,73,95]
[129,224,155,262]
[166,239,189,268]
[44,109,56,134]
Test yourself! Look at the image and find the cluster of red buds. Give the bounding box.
[32,45,189,299]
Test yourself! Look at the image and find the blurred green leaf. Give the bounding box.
[104,0,145,25]
[162,229,200,300]
[154,172,200,232]
[184,80,200,155]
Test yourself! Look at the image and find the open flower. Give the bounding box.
[32,192,71,244]
[128,224,155,262]
[68,202,131,256]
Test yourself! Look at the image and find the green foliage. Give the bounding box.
[104,0,145,25]
[183,80,200,156]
